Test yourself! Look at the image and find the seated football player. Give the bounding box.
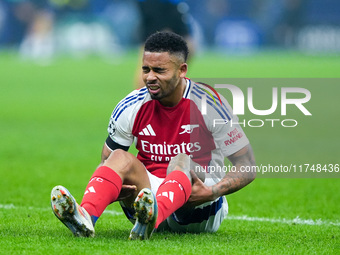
[51,31,256,239]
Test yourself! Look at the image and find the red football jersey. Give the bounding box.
[106,79,249,178]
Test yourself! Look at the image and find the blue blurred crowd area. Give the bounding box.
[0,0,339,59]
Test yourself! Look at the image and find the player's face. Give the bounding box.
[142,51,187,107]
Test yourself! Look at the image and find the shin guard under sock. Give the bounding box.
[155,171,192,228]
[81,166,122,221]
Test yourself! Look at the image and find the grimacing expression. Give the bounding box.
[142,51,187,106]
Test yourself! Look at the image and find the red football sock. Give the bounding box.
[155,171,192,228]
[81,166,122,218]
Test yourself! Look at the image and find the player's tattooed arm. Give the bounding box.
[188,144,255,206]
[212,144,256,198]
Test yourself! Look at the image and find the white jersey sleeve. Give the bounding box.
[208,96,249,157]
[107,88,151,147]
[190,83,249,157]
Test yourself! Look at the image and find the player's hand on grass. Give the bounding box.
[187,170,217,206]
[117,185,137,201]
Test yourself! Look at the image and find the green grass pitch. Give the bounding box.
[0,50,339,254]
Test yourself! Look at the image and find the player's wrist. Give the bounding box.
[210,185,220,201]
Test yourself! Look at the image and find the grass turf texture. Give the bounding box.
[0,51,339,254]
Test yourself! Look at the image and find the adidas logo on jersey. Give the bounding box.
[139,124,156,136]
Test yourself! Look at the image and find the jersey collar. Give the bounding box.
[183,78,191,99]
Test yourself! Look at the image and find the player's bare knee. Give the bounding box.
[167,154,205,182]
[108,148,130,161]
[167,153,191,179]
[104,149,134,175]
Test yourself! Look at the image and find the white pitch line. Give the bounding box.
[0,204,16,209]
[1,204,339,226]
[0,203,124,216]
[103,210,124,216]
[226,215,340,226]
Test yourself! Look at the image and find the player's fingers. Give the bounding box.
[117,185,137,200]
[121,185,137,190]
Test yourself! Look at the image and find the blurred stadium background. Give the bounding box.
[1,1,339,253]
[1,0,340,59]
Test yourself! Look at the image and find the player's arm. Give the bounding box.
[189,144,256,206]
[98,136,130,167]
[98,136,136,200]
[212,144,256,197]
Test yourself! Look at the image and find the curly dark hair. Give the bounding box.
[144,31,189,62]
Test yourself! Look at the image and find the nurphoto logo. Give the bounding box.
[198,79,312,128]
